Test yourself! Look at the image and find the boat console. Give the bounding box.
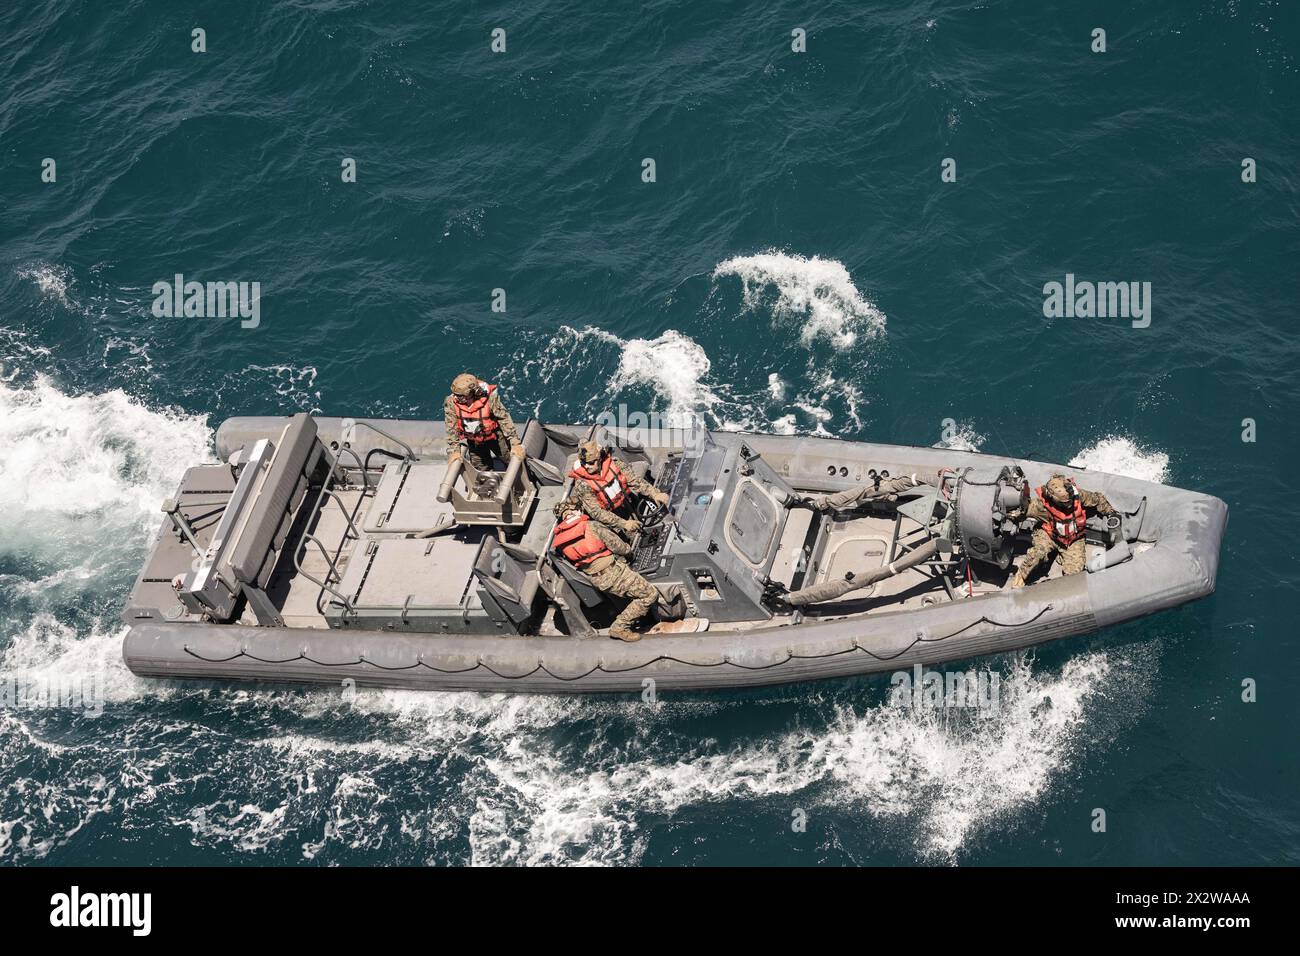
[626,437,799,622]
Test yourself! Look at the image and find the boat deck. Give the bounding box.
[247,478,1119,635]
[264,486,370,629]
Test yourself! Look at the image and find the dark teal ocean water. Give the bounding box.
[1,0,1296,865]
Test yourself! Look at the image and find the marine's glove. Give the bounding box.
[622,518,642,534]
[448,450,463,466]
[761,579,793,612]
[510,444,526,461]
[652,490,670,507]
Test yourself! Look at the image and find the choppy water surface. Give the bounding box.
[0,0,1296,864]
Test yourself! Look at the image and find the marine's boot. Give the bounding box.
[646,618,710,635]
[609,626,641,643]
[1008,572,1026,590]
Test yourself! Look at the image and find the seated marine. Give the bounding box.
[551,499,662,642]
[444,373,526,473]
[1008,474,1117,588]
[567,439,669,536]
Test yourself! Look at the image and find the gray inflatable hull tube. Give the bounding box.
[121,417,1227,695]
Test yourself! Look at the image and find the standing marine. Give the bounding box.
[444,373,525,473]
[567,439,669,536]
[550,499,662,642]
[1008,474,1117,588]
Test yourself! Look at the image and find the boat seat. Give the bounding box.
[176,414,331,625]
[592,425,654,473]
[228,413,324,590]
[550,554,606,608]
[522,420,579,486]
[473,539,542,629]
[549,553,684,624]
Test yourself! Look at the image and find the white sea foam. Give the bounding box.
[713,251,886,349]
[0,380,210,726]
[765,413,798,434]
[232,649,1138,866]
[934,420,986,452]
[514,325,871,438]
[503,253,884,437]
[213,364,322,413]
[461,648,1142,864]
[248,364,319,403]
[16,262,80,312]
[1070,436,1170,484]
[508,325,737,430]
[610,329,718,426]
[0,613,161,705]
[0,377,213,575]
[0,328,54,382]
[791,366,866,434]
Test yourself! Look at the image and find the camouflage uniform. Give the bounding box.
[443,386,521,473]
[1010,482,1116,586]
[563,515,661,633]
[809,473,933,512]
[570,453,667,534]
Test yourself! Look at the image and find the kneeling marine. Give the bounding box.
[1009,474,1116,588]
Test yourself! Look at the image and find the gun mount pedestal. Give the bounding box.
[443,455,537,527]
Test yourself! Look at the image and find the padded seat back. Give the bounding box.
[592,425,653,472]
[473,540,541,627]
[522,421,581,486]
[551,555,605,608]
[228,413,322,588]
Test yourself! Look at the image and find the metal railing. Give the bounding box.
[289,446,373,617]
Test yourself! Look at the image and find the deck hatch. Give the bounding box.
[728,480,778,565]
[363,461,455,534]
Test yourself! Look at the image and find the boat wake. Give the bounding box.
[0,377,212,591]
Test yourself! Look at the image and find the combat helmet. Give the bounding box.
[576,439,605,468]
[451,373,480,398]
[1044,475,1077,505]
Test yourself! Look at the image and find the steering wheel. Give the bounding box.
[636,496,668,530]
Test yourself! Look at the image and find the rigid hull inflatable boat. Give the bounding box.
[121,415,1227,693]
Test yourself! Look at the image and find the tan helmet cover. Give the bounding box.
[1045,476,1073,504]
[577,440,604,467]
[451,373,479,397]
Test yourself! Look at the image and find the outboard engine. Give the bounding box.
[951,465,1028,570]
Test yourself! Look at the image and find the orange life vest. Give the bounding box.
[569,455,631,510]
[551,513,612,568]
[453,384,501,444]
[1037,482,1088,547]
